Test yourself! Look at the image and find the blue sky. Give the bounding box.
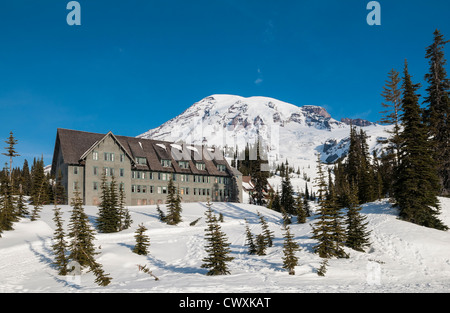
[0,0,449,167]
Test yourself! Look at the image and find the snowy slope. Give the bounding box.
[1,198,450,293]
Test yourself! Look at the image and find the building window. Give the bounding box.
[180,174,189,182]
[120,154,125,162]
[104,152,114,162]
[73,166,78,175]
[93,166,98,176]
[196,162,206,170]
[93,182,98,191]
[93,151,99,161]
[161,159,171,167]
[131,185,136,193]
[120,168,124,177]
[178,161,189,169]
[148,172,153,180]
[73,181,79,191]
[136,157,147,165]
[217,164,226,172]
[149,186,154,194]
[157,186,168,194]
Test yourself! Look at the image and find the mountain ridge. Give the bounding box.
[138,95,391,172]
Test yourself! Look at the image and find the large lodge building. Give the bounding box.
[51,129,243,206]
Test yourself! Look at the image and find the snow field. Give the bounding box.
[1,198,450,293]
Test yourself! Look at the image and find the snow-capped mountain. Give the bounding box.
[138,95,391,173]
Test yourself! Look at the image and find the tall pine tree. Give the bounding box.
[394,60,448,231]
[423,29,450,196]
[2,132,20,182]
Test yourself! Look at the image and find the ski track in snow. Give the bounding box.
[1,199,450,292]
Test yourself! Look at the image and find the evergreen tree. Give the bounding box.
[281,207,291,226]
[118,184,132,231]
[2,131,20,182]
[423,29,450,196]
[96,174,121,233]
[255,234,267,256]
[317,258,329,277]
[280,171,295,214]
[201,201,234,275]
[15,179,29,218]
[133,223,150,256]
[257,211,274,248]
[345,184,371,252]
[311,154,348,259]
[271,189,281,212]
[67,190,112,286]
[89,258,112,287]
[282,226,300,275]
[156,204,167,223]
[54,170,66,205]
[67,189,98,268]
[30,157,47,207]
[166,179,182,225]
[244,219,257,255]
[0,168,16,233]
[21,159,32,196]
[394,60,448,230]
[252,137,269,205]
[52,205,69,276]
[295,193,307,224]
[379,69,403,168]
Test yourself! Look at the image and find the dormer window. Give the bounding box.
[136,157,147,165]
[161,159,171,167]
[217,164,226,172]
[196,162,206,170]
[178,161,189,169]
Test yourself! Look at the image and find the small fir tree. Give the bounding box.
[317,258,329,277]
[54,170,66,205]
[67,189,98,268]
[244,219,257,255]
[156,204,167,223]
[257,211,274,248]
[295,193,307,224]
[345,184,371,252]
[201,201,234,275]
[282,226,300,275]
[67,188,112,286]
[312,154,348,259]
[255,234,267,256]
[281,171,295,214]
[0,170,16,233]
[118,184,132,231]
[166,179,182,225]
[52,205,69,276]
[133,223,150,256]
